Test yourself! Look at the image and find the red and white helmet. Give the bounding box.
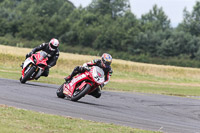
[49,38,59,51]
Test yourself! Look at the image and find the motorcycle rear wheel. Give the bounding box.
[70,84,91,101]
[20,65,36,84]
[56,83,65,98]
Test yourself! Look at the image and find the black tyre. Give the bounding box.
[20,65,36,84]
[70,84,91,101]
[56,83,65,98]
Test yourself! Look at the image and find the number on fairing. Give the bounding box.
[94,76,100,81]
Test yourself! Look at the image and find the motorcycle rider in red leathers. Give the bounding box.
[25,38,60,78]
[64,53,113,98]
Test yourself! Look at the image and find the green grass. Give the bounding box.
[107,81,200,96]
[0,105,160,133]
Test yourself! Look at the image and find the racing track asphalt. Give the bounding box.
[0,78,200,133]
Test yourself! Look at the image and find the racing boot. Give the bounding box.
[64,66,81,82]
[64,75,72,82]
[35,76,40,80]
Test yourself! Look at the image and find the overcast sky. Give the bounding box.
[70,0,197,27]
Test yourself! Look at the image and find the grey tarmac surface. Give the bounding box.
[0,78,200,133]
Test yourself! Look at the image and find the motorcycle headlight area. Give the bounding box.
[92,67,104,84]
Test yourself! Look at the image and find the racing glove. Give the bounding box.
[26,51,33,58]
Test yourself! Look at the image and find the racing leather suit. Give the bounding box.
[27,43,59,77]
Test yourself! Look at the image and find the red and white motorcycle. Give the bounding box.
[56,66,104,101]
[20,51,48,84]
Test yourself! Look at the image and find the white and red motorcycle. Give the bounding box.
[56,66,104,101]
[20,51,48,84]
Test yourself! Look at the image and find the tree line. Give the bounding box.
[1,0,200,67]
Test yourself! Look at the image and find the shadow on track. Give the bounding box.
[76,100,112,108]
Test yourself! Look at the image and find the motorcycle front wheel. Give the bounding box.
[20,65,36,84]
[70,84,91,102]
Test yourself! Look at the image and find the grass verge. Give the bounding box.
[0,105,161,133]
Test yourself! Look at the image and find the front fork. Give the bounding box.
[23,64,38,79]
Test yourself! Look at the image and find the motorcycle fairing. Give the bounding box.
[22,58,34,78]
[63,83,72,96]
[34,53,48,66]
[90,66,104,84]
[22,58,34,70]
[34,68,43,79]
[63,73,91,97]
[62,66,105,98]
[21,52,48,80]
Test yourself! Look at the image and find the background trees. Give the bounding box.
[1,0,200,67]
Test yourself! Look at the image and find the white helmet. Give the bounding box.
[49,38,59,51]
